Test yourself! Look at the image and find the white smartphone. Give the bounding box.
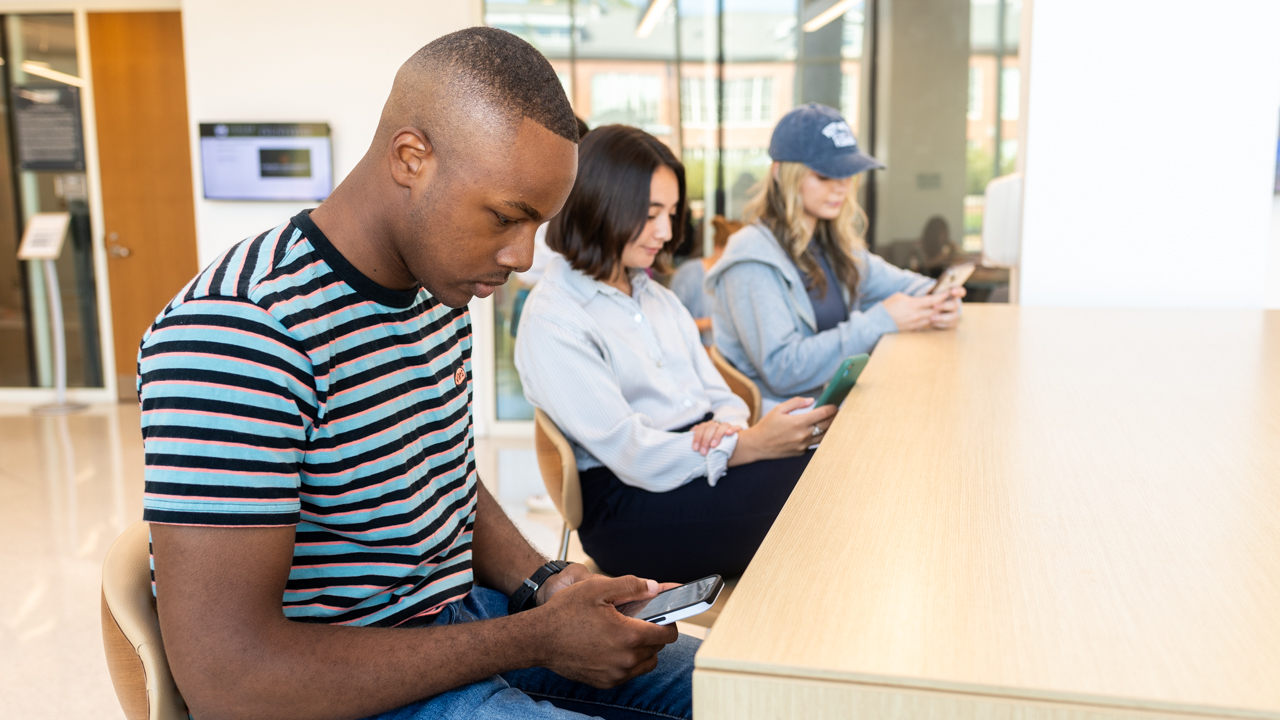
[930,262,976,296]
[615,575,723,625]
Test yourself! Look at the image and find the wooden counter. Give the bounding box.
[694,305,1280,719]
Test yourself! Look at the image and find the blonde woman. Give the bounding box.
[705,104,964,410]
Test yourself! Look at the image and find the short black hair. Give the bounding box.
[413,27,577,142]
[547,125,686,280]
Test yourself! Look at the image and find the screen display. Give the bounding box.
[619,576,719,620]
[200,123,332,201]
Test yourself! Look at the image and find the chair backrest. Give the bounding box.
[101,521,187,720]
[533,409,582,530]
[708,346,761,426]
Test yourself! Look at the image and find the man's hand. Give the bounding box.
[930,287,965,329]
[531,575,679,688]
[882,292,945,332]
[536,561,594,605]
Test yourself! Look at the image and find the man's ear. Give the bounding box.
[388,127,435,190]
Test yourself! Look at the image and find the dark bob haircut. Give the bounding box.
[547,124,686,281]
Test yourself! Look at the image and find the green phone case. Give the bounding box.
[815,354,870,407]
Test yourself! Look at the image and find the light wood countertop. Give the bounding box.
[695,305,1280,719]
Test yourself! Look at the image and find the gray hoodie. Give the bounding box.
[704,222,934,409]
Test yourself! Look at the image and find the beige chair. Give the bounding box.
[101,521,187,720]
[708,346,761,426]
[534,408,583,563]
[532,409,735,628]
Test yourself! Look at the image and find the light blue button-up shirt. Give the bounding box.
[515,254,750,492]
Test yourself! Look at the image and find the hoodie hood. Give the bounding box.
[704,222,851,333]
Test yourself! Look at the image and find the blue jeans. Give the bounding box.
[364,587,698,720]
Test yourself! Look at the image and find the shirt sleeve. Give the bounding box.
[856,251,936,304]
[718,261,898,398]
[139,297,316,526]
[516,310,738,492]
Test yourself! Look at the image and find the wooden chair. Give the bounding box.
[708,346,761,425]
[101,521,187,720]
[534,408,583,562]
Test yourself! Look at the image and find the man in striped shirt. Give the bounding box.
[141,28,696,720]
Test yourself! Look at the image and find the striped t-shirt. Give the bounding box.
[139,210,476,627]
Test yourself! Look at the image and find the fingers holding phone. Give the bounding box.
[930,287,965,330]
[882,292,944,332]
[534,575,679,688]
[736,398,838,462]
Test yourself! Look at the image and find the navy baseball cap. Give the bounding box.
[768,103,883,178]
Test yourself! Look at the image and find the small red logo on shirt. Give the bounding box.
[454,367,466,386]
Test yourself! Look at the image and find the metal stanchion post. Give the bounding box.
[32,257,87,416]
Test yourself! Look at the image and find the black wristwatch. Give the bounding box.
[508,560,571,615]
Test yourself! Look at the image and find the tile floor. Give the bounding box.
[0,402,702,719]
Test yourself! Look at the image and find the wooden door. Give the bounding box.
[88,12,198,400]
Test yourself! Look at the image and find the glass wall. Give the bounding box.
[483,0,1014,420]
[0,14,103,389]
[964,0,1021,251]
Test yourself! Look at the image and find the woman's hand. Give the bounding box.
[930,287,965,329]
[690,420,740,455]
[729,397,837,466]
[882,292,945,332]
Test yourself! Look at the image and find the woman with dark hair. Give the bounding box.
[514,125,836,582]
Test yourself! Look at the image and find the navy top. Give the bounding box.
[805,246,848,333]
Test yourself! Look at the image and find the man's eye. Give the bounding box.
[494,213,513,226]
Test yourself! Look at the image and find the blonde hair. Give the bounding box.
[742,162,868,298]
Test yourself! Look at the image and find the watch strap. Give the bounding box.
[507,560,570,615]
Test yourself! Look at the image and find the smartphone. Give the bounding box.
[815,354,870,408]
[615,575,723,625]
[930,262,976,296]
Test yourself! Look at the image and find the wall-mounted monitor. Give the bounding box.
[199,123,332,201]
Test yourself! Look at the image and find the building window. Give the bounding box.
[1000,67,1020,119]
[841,73,860,126]
[681,76,716,126]
[724,77,774,124]
[590,73,662,131]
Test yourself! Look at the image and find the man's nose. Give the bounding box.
[501,224,538,272]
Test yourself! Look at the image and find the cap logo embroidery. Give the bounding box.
[822,121,856,148]
[454,367,466,386]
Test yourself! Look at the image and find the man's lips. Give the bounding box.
[471,274,509,298]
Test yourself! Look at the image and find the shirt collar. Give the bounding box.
[546,253,651,306]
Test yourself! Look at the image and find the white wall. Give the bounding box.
[1018,0,1280,308]
[180,0,481,266]
[1269,197,1280,308]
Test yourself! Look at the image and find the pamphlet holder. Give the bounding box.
[19,212,87,416]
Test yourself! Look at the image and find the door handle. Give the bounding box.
[108,244,131,258]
